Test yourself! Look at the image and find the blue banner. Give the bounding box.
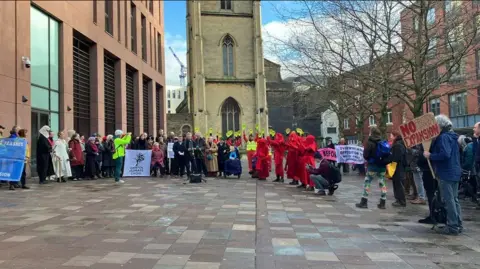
[0,138,27,182]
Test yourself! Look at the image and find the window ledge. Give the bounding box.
[386,123,393,126]
[369,124,377,127]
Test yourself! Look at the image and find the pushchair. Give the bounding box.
[224,149,242,179]
[459,170,475,200]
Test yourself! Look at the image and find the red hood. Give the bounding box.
[304,135,317,151]
[275,133,284,142]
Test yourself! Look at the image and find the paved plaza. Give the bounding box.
[0,167,479,268]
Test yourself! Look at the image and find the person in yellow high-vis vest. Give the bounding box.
[243,131,258,173]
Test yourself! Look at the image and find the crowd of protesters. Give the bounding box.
[1,114,478,236]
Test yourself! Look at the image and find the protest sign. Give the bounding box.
[318,148,336,161]
[335,145,364,164]
[167,142,174,159]
[0,138,27,182]
[123,150,152,177]
[400,112,440,179]
[400,112,440,148]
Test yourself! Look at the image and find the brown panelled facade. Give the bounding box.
[0,0,165,146]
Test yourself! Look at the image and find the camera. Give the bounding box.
[22,57,31,68]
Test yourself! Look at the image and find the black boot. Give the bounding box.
[273,176,280,182]
[355,198,368,208]
[289,180,298,185]
[280,177,284,183]
[377,199,386,209]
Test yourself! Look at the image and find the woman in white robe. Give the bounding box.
[53,131,72,182]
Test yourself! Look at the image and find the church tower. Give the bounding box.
[186,0,268,137]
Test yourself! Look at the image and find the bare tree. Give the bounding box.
[266,0,478,123]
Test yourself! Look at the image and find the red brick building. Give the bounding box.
[344,1,480,143]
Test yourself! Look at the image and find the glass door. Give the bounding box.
[31,110,50,177]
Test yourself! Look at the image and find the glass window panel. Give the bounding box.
[427,8,435,25]
[50,112,59,138]
[228,46,233,76]
[49,18,59,91]
[50,91,59,112]
[30,7,49,88]
[31,86,50,110]
[223,45,228,76]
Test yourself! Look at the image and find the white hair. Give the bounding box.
[107,135,113,141]
[115,130,123,136]
[435,114,452,130]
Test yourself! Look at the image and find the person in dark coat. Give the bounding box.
[390,131,407,207]
[36,125,55,184]
[217,139,228,177]
[84,137,99,180]
[135,134,148,150]
[173,136,186,177]
[183,132,197,177]
[194,132,208,176]
[94,135,103,178]
[102,135,115,177]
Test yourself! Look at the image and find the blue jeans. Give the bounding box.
[439,180,462,233]
[114,157,124,182]
[310,175,329,191]
[412,170,425,200]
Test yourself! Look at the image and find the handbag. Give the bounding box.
[386,162,397,179]
[207,154,213,160]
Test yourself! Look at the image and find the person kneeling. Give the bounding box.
[307,152,336,196]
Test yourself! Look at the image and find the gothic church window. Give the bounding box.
[220,0,232,10]
[222,35,234,77]
[221,97,240,135]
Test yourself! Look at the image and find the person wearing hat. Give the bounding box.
[307,152,332,196]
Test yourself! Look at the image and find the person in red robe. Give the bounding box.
[268,133,286,182]
[255,138,270,180]
[298,135,317,190]
[285,132,301,185]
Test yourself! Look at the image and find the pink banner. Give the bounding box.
[318,148,336,161]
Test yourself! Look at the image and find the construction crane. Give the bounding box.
[169,46,187,86]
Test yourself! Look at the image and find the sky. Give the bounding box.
[163,1,298,87]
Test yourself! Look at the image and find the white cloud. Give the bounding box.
[164,32,187,87]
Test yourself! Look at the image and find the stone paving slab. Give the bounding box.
[0,165,478,268]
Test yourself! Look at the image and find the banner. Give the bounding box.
[335,145,364,164]
[318,148,336,161]
[0,138,27,182]
[400,112,440,148]
[167,143,174,159]
[123,150,152,177]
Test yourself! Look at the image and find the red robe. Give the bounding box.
[268,133,286,177]
[299,135,317,186]
[286,132,300,180]
[255,138,270,179]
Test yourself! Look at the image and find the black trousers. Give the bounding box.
[164,156,170,174]
[184,158,196,177]
[170,158,179,175]
[72,165,84,179]
[195,158,207,176]
[392,173,406,204]
[176,157,185,176]
[338,163,349,173]
[422,169,437,217]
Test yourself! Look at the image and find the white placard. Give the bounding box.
[167,143,174,159]
[123,150,152,177]
[334,145,364,164]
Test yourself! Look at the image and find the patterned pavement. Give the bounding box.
[0,164,479,268]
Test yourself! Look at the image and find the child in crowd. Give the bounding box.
[151,142,165,177]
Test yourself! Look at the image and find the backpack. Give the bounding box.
[327,161,342,184]
[189,174,203,183]
[369,140,391,166]
[431,190,446,228]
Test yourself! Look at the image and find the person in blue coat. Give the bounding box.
[424,115,462,235]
